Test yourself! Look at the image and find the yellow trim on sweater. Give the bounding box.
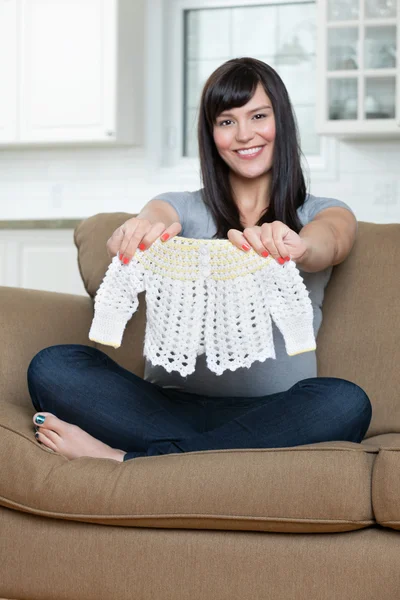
[89,336,121,349]
[288,346,317,356]
[132,236,277,282]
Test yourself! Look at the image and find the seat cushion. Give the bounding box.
[0,401,377,533]
[362,433,400,531]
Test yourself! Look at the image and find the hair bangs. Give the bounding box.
[205,65,260,126]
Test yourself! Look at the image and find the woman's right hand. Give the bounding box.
[106,217,182,263]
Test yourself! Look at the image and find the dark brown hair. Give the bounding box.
[197,57,308,239]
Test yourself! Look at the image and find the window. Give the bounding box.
[145,0,338,183]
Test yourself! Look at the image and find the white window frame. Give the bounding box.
[144,0,338,186]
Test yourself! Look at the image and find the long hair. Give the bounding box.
[197,57,308,239]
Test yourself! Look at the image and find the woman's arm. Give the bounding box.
[297,207,358,273]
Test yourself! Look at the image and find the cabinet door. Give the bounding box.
[0,230,87,295]
[19,0,117,143]
[317,0,399,138]
[0,0,18,142]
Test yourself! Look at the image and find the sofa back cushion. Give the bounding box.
[316,221,400,437]
[74,215,400,436]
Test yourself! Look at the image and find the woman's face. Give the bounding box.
[212,83,276,180]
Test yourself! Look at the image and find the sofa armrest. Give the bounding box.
[0,286,94,407]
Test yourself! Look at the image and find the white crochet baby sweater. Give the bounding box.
[88,236,316,376]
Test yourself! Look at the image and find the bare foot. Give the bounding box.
[32,412,126,461]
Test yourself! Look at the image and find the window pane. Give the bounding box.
[183,2,320,158]
[365,77,396,119]
[328,78,358,120]
[364,26,396,69]
[327,0,359,21]
[231,5,277,56]
[327,27,359,70]
[365,0,397,19]
[276,2,316,57]
[186,9,232,60]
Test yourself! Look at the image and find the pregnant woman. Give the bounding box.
[27,57,372,462]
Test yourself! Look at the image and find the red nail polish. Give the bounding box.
[261,251,269,257]
[277,257,285,265]
[161,233,169,242]
[284,256,290,262]
[119,253,124,260]
[242,244,251,251]
[138,243,146,251]
[123,257,129,264]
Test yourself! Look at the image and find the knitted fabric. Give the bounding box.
[88,236,316,376]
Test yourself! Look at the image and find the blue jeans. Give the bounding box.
[27,344,372,462]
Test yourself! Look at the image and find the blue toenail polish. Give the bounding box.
[35,415,46,424]
[35,432,40,439]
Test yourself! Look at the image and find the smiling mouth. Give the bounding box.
[234,146,265,158]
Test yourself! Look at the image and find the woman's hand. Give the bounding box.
[227,221,309,265]
[107,217,182,264]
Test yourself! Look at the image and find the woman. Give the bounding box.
[28,58,372,462]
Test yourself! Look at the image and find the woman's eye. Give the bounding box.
[217,114,267,126]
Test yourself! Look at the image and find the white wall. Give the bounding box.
[311,139,400,224]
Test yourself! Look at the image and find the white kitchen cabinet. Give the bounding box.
[0,0,141,146]
[0,0,18,142]
[0,229,88,296]
[316,0,400,138]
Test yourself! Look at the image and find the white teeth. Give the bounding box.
[237,146,262,156]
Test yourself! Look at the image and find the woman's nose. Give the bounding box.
[235,123,254,143]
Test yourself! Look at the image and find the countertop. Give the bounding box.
[0,219,83,229]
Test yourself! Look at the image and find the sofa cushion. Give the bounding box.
[371,445,400,531]
[316,221,400,440]
[74,212,133,298]
[0,401,376,533]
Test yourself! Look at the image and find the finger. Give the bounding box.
[271,222,291,260]
[260,223,280,260]
[106,226,125,258]
[136,222,167,251]
[158,221,182,244]
[242,227,270,257]
[138,221,182,249]
[227,228,253,252]
[120,221,152,262]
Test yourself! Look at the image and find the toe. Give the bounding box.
[35,429,58,452]
[41,428,61,443]
[33,412,55,428]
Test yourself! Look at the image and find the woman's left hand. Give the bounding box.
[227,221,309,264]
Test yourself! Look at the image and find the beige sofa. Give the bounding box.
[1,213,400,600]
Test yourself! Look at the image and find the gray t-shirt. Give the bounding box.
[143,189,356,397]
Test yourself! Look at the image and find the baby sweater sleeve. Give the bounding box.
[88,255,145,349]
[264,260,316,356]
